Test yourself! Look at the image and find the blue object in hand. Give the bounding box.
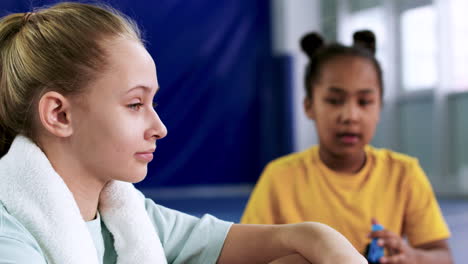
[367,224,384,263]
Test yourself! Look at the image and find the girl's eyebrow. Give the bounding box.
[327,86,376,95]
[125,85,159,95]
[357,89,376,95]
[327,86,346,94]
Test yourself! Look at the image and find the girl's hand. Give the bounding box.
[369,229,417,264]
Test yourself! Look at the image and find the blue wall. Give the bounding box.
[1,0,294,187]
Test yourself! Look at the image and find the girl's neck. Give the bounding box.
[42,140,107,221]
[318,146,367,174]
[64,175,105,221]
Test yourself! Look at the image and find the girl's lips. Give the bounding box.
[135,152,154,162]
[337,133,360,144]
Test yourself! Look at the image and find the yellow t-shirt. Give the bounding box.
[241,145,450,253]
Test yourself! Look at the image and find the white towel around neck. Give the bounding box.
[0,135,167,264]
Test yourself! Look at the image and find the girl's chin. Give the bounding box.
[118,176,147,184]
[131,173,148,183]
[326,145,365,158]
[114,169,147,183]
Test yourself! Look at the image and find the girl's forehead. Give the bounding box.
[316,58,380,94]
[87,38,157,93]
[320,57,378,80]
[323,55,373,71]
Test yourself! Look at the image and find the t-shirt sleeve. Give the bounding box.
[144,198,233,264]
[0,205,47,264]
[241,162,283,224]
[403,160,451,246]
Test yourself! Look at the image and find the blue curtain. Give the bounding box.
[1,0,294,187]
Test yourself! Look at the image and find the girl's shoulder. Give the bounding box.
[366,145,421,170]
[264,146,318,172]
[365,147,432,195]
[261,146,318,184]
[1,202,27,235]
[0,202,47,263]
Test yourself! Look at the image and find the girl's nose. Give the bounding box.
[145,111,167,140]
[339,102,360,124]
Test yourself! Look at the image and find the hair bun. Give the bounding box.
[300,32,324,59]
[353,30,376,54]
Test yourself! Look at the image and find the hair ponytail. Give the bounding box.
[0,13,28,157]
[300,32,325,60]
[353,30,376,55]
[0,125,15,157]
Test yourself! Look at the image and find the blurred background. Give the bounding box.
[2,0,467,262]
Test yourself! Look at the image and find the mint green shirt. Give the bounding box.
[0,198,232,264]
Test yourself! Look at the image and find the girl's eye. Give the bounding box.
[359,99,374,106]
[128,103,143,111]
[325,98,343,105]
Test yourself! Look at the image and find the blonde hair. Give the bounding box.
[0,2,142,157]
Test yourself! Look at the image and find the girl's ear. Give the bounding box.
[304,97,315,120]
[37,91,73,137]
